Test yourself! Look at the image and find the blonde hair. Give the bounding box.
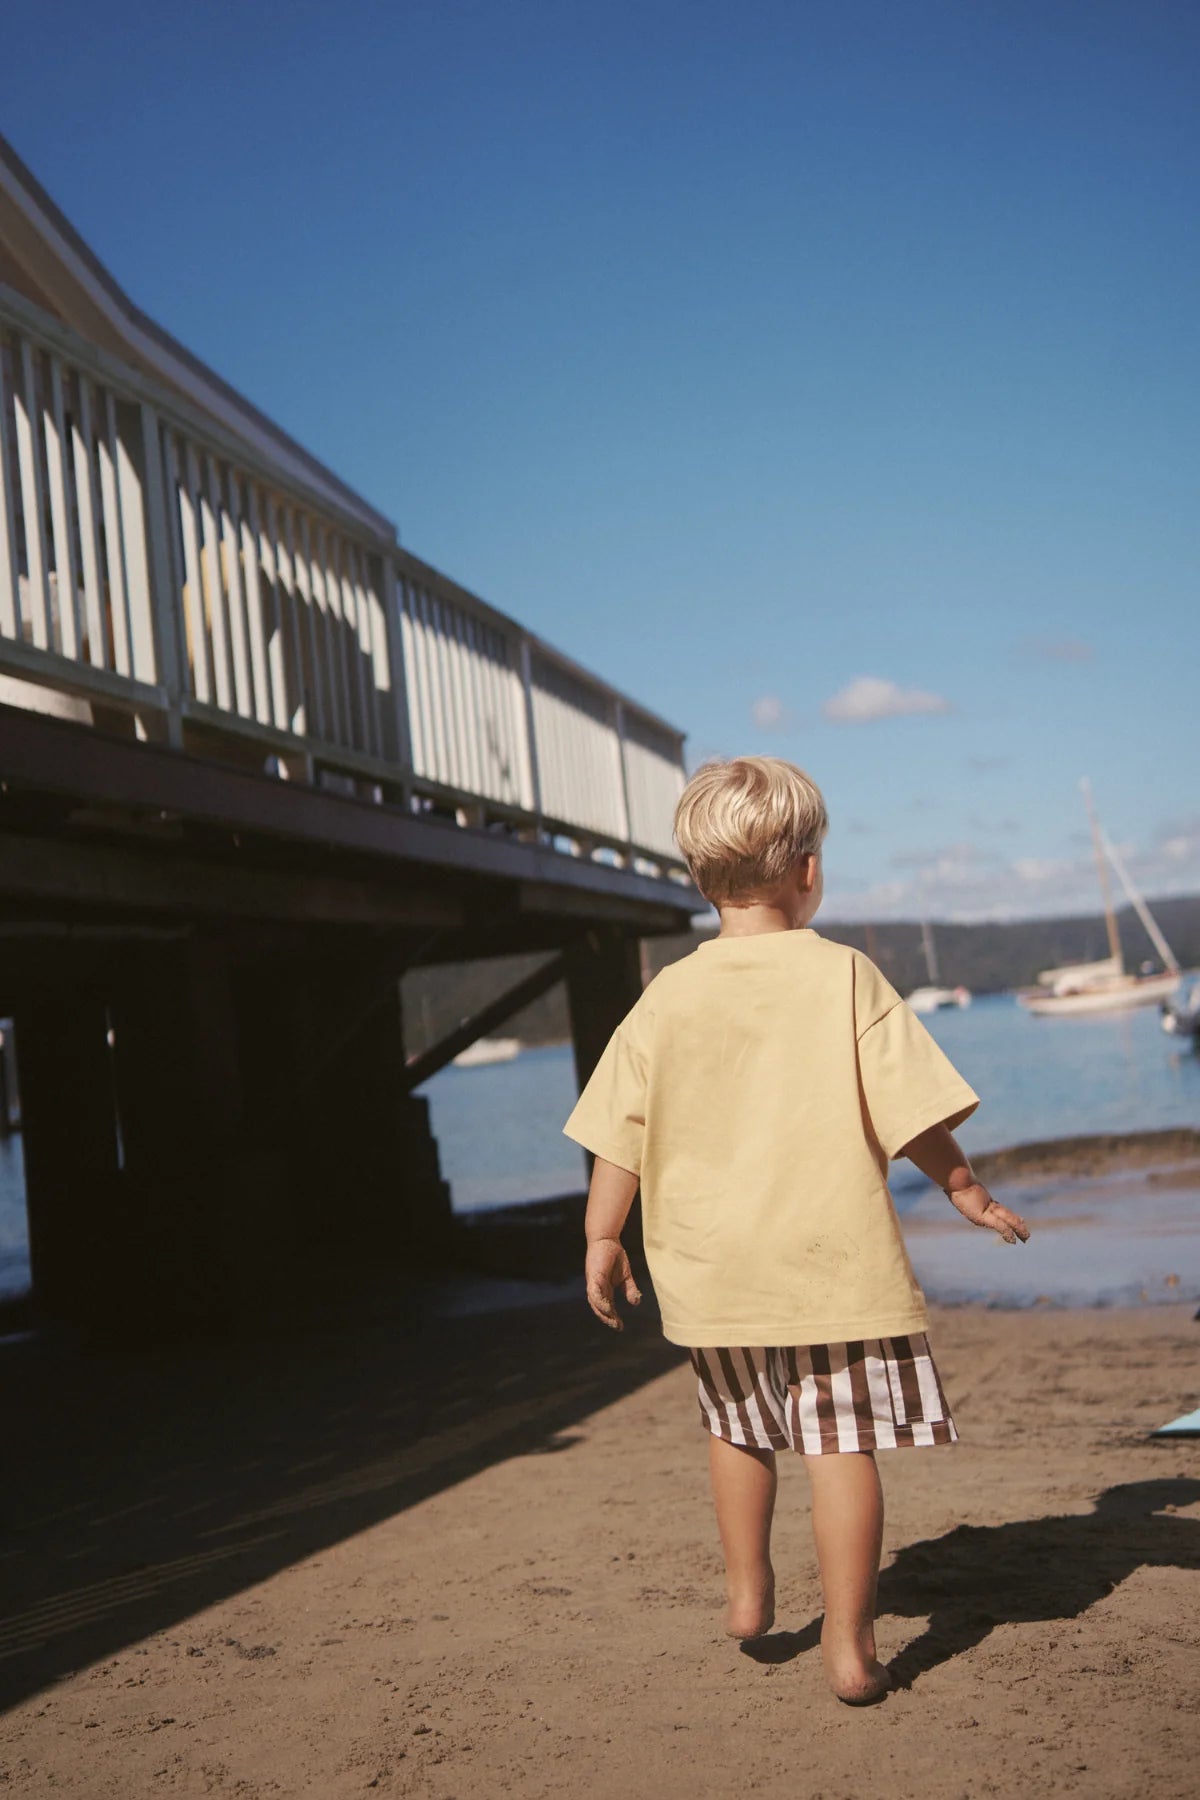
[673,756,828,903]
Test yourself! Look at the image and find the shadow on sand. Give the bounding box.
[743,1477,1200,1686]
[0,1256,679,1714]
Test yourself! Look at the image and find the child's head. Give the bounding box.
[673,756,829,909]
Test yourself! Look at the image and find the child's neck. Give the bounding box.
[716,900,814,938]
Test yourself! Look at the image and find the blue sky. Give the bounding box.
[4,1,1197,922]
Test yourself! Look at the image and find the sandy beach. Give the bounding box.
[2,1250,1199,1799]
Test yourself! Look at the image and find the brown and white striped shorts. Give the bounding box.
[688,1335,957,1454]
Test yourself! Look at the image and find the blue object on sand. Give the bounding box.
[1151,1406,1200,1438]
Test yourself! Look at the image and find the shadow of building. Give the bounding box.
[0,1262,679,1713]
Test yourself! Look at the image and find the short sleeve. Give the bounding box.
[562,999,650,1176]
[854,958,979,1159]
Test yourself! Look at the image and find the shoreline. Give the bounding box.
[970,1125,1200,1182]
[454,1126,1200,1316]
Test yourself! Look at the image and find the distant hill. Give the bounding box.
[402,892,1200,1057]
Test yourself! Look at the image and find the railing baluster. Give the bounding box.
[420,585,450,786]
[14,340,51,650]
[99,391,133,676]
[443,598,469,792]
[387,564,416,777]
[137,401,184,737]
[352,547,383,760]
[250,484,287,730]
[613,699,632,850]
[321,526,353,745]
[115,401,159,685]
[73,379,107,669]
[273,500,305,735]
[339,541,369,754]
[282,504,318,741]
[519,636,542,823]
[397,576,422,777]
[0,337,22,641]
[234,474,271,726]
[218,463,253,717]
[444,601,471,795]
[45,356,81,661]
[477,624,503,800]
[198,451,234,709]
[292,511,324,742]
[464,613,491,800]
[173,436,210,703]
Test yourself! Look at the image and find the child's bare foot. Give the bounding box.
[820,1636,892,1705]
[725,1569,775,1639]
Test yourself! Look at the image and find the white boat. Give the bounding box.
[907,984,971,1015]
[1035,953,1123,994]
[452,1036,521,1068]
[906,921,971,1013]
[1021,970,1181,1016]
[1018,782,1181,1018]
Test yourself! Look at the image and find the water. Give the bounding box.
[422,1044,588,1213]
[2,995,1196,1305]
[911,991,1200,1160]
[0,1135,27,1302]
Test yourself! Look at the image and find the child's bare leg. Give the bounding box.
[707,1435,777,1637]
[804,1450,890,1703]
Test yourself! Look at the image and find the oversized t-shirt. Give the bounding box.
[562,929,979,1348]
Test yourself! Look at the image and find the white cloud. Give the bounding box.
[1154,816,1200,865]
[891,842,995,880]
[822,828,1200,925]
[750,694,786,730]
[823,676,954,723]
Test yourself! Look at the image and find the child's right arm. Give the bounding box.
[899,1122,1031,1245]
[583,1155,643,1330]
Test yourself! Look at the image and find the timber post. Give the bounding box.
[565,925,647,1254]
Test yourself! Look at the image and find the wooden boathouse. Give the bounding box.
[0,135,702,1331]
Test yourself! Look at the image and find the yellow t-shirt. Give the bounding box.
[562,929,979,1348]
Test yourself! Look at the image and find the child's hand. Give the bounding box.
[946,1179,1030,1245]
[585,1236,642,1330]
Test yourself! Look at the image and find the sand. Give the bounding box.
[2,1288,1198,1800]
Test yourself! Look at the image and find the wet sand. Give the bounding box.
[905,1129,1200,1310]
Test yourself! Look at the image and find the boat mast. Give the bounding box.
[1098,829,1180,975]
[1081,778,1123,973]
[920,918,940,985]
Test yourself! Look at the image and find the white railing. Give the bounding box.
[163,426,400,764]
[0,284,688,874]
[529,649,629,845]
[0,318,160,697]
[397,556,534,814]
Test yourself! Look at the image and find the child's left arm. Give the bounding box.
[584,1156,643,1330]
[900,1122,1030,1243]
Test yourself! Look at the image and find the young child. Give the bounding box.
[562,756,1029,1705]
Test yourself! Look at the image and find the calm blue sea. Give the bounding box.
[1,993,1196,1304]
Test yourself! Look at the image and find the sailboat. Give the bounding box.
[1018,782,1182,1017]
[906,920,972,1015]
